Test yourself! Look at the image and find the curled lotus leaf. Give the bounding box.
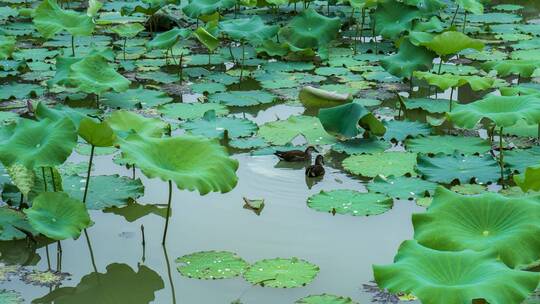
[318,102,386,139]
[24,192,91,241]
[299,86,352,108]
[307,190,393,216]
[244,257,319,288]
[514,165,540,192]
[182,0,236,18]
[448,95,540,129]
[373,240,539,304]
[381,39,436,79]
[33,0,94,39]
[0,118,77,169]
[118,133,238,195]
[147,28,190,50]
[414,187,540,268]
[373,0,421,40]
[176,251,248,279]
[106,110,169,138]
[78,118,116,148]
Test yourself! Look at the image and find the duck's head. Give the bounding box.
[305,146,319,154]
[315,154,324,165]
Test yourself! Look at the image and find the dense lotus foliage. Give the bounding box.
[0,0,539,302]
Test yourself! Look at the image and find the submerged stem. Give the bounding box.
[162,245,177,304]
[84,229,98,272]
[161,180,173,245]
[82,145,95,204]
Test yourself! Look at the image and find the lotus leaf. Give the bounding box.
[307,189,393,216]
[0,118,77,169]
[448,95,540,129]
[176,251,248,279]
[381,39,436,79]
[373,240,539,304]
[103,201,167,222]
[331,138,391,155]
[0,83,44,99]
[6,164,34,197]
[193,27,219,52]
[299,86,352,108]
[296,294,357,304]
[401,97,449,114]
[24,192,91,240]
[34,102,98,128]
[405,135,490,155]
[0,207,37,241]
[383,120,431,141]
[147,28,190,50]
[0,36,15,59]
[181,110,257,139]
[483,60,540,78]
[343,152,417,178]
[78,118,115,147]
[183,0,236,18]
[33,0,95,39]
[118,134,238,195]
[373,0,421,40]
[106,110,169,138]
[318,102,385,138]
[514,165,540,192]
[413,72,497,91]
[456,0,483,14]
[111,23,145,38]
[367,176,437,200]
[69,53,130,95]
[258,115,336,145]
[209,90,276,107]
[0,289,22,303]
[102,87,172,109]
[505,147,540,173]
[417,153,499,184]
[159,102,228,120]
[244,258,319,288]
[413,187,540,268]
[220,16,278,45]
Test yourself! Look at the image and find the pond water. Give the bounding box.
[1,0,540,303]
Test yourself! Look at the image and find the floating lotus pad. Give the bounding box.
[383,120,431,141]
[417,153,500,184]
[258,115,336,146]
[244,257,319,288]
[374,240,540,304]
[343,152,417,178]
[307,190,393,216]
[295,294,357,304]
[176,251,248,279]
[367,176,437,200]
[405,135,491,155]
[181,111,257,139]
[158,102,229,120]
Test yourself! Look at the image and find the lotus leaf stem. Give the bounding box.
[449,87,454,112]
[162,245,177,304]
[161,180,173,245]
[71,35,75,57]
[141,224,146,262]
[82,145,95,204]
[49,167,57,192]
[240,40,246,82]
[41,167,47,192]
[499,126,505,188]
[45,244,51,271]
[123,37,127,61]
[462,12,468,33]
[132,165,136,179]
[56,240,62,271]
[83,229,98,273]
[450,5,460,27]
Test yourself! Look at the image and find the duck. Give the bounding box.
[274,146,318,162]
[305,155,325,178]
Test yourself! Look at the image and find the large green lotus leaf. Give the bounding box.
[147,28,190,50]
[383,120,431,141]
[159,102,229,120]
[24,192,91,240]
[0,83,44,99]
[0,36,16,59]
[331,138,391,155]
[514,165,540,192]
[111,23,145,39]
[413,72,497,91]
[373,0,421,40]
[0,118,77,169]
[367,176,437,200]
[318,102,385,138]
[258,115,336,145]
[34,102,99,128]
[373,240,539,304]
[118,134,238,195]
[423,31,484,56]
[279,8,340,59]
[0,207,37,241]
[414,187,540,268]
[182,0,236,18]
[193,27,219,52]
[69,53,130,95]
[307,190,393,216]
[33,0,95,39]
[63,174,144,210]
[176,251,248,279]
[448,95,540,129]
[78,118,116,148]
[483,60,540,78]
[102,87,172,109]
[381,39,436,79]
[343,152,417,178]
[219,16,278,45]
[244,258,319,288]
[505,147,540,173]
[208,90,276,107]
[417,153,499,184]
[401,97,449,114]
[32,263,164,304]
[181,111,257,139]
[296,294,357,304]
[405,135,490,155]
[456,0,484,14]
[106,110,169,138]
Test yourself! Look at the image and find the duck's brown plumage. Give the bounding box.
[274,146,318,162]
[306,155,325,177]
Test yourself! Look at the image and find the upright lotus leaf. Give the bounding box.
[219,16,278,45]
[34,102,98,128]
[0,207,37,241]
[514,165,540,192]
[413,72,497,91]
[381,39,436,79]
[417,153,499,183]
[279,8,341,59]
[176,251,248,279]
[182,0,236,18]
[448,95,540,129]
[258,115,336,145]
[307,190,393,216]
[373,0,421,40]
[0,36,16,59]
[342,152,417,178]
[244,258,319,288]
[118,134,238,195]
[456,0,483,14]
[33,0,95,39]
[6,164,34,197]
[193,27,219,52]
[299,86,352,108]
[373,240,539,304]
[24,192,91,240]
[0,118,77,169]
[413,187,540,268]
[343,0,380,9]
[147,28,190,50]
[405,135,490,155]
[86,0,103,17]
[296,294,357,304]
[483,60,540,78]
[181,110,257,139]
[111,23,145,38]
[69,53,130,95]
[422,31,484,57]
[318,102,385,138]
[78,118,116,147]
[106,110,169,138]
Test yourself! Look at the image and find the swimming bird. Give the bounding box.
[305,155,325,178]
[274,146,318,162]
